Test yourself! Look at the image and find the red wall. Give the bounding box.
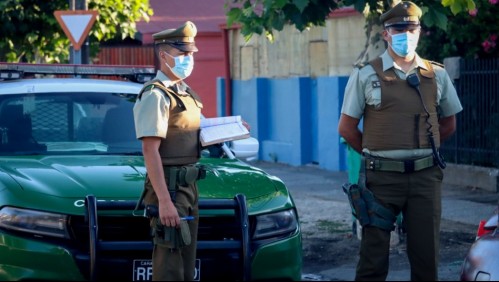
[95,32,224,118]
[184,32,224,118]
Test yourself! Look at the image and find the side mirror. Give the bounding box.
[229,137,259,160]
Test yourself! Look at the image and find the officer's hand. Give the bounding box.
[159,200,180,228]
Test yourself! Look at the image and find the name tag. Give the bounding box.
[372,81,381,88]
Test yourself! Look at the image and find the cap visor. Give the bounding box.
[385,21,419,27]
[168,42,198,52]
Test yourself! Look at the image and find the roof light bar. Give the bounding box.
[0,71,21,80]
[0,62,156,83]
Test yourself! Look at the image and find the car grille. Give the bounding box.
[66,195,252,281]
[68,214,243,249]
[68,215,151,245]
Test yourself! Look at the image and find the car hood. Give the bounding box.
[0,156,279,200]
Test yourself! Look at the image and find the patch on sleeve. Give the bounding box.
[372,81,381,88]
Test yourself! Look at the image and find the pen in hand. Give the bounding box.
[143,205,195,221]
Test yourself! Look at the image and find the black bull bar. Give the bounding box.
[84,194,250,281]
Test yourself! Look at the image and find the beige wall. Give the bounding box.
[229,12,366,80]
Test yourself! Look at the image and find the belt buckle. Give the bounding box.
[403,160,415,173]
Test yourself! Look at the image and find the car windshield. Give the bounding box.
[0,92,142,156]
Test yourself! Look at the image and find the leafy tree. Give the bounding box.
[419,0,499,61]
[0,0,153,63]
[224,0,480,62]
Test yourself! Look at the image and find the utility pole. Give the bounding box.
[69,0,89,64]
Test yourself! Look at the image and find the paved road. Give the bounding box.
[249,160,499,281]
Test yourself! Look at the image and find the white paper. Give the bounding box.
[200,115,250,146]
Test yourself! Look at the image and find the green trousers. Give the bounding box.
[355,165,443,281]
[143,172,199,281]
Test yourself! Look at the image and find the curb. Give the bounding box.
[444,163,499,193]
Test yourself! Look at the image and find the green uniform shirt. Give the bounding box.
[341,51,463,159]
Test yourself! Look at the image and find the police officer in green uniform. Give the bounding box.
[133,21,204,281]
[338,2,463,281]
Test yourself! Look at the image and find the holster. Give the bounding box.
[134,165,206,216]
[151,217,191,249]
[342,183,396,231]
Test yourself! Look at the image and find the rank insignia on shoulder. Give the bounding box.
[372,81,381,88]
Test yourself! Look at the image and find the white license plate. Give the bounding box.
[133,259,200,281]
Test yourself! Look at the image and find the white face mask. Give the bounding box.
[388,31,419,58]
[164,52,194,79]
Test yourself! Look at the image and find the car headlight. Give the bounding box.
[0,207,69,238]
[253,209,298,240]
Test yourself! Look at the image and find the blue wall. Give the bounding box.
[217,76,349,172]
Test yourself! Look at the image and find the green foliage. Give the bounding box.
[419,0,499,61]
[224,1,474,42]
[442,0,476,14]
[224,0,340,42]
[0,0,152,63]
[225,0,498,59]
[420,1,449,31]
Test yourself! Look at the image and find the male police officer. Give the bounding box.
[133,21,205,281]
[338,2,463,280]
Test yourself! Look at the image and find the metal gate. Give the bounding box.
[440,58,499,168]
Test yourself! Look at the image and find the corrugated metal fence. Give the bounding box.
[95,46,155,67]
[441,58,499,168]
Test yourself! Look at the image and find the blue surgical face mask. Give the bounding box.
[388,32,419,58]
[164,52,194,79]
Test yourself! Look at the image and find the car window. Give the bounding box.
[0,92,141,155]
[0,92,237,158]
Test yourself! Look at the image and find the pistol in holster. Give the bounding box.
[342,183,396,231]
[151,216,192,249]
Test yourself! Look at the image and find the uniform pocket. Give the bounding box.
[367,87,382,110]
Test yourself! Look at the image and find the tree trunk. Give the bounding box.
[353,0,401,66]
[353,18,386,66]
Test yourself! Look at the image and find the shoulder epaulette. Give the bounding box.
[354,62,368,69]
[429,60,444,68]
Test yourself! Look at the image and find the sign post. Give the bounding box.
[54,10,98,64]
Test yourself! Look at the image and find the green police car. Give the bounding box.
[0,63,302,281]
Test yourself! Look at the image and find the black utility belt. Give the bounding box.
[363,155,435,173]
[164,164,207,187]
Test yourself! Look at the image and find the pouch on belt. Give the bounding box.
[177,165,206,186]
[177,166,198,186]
[152,217,191,249]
